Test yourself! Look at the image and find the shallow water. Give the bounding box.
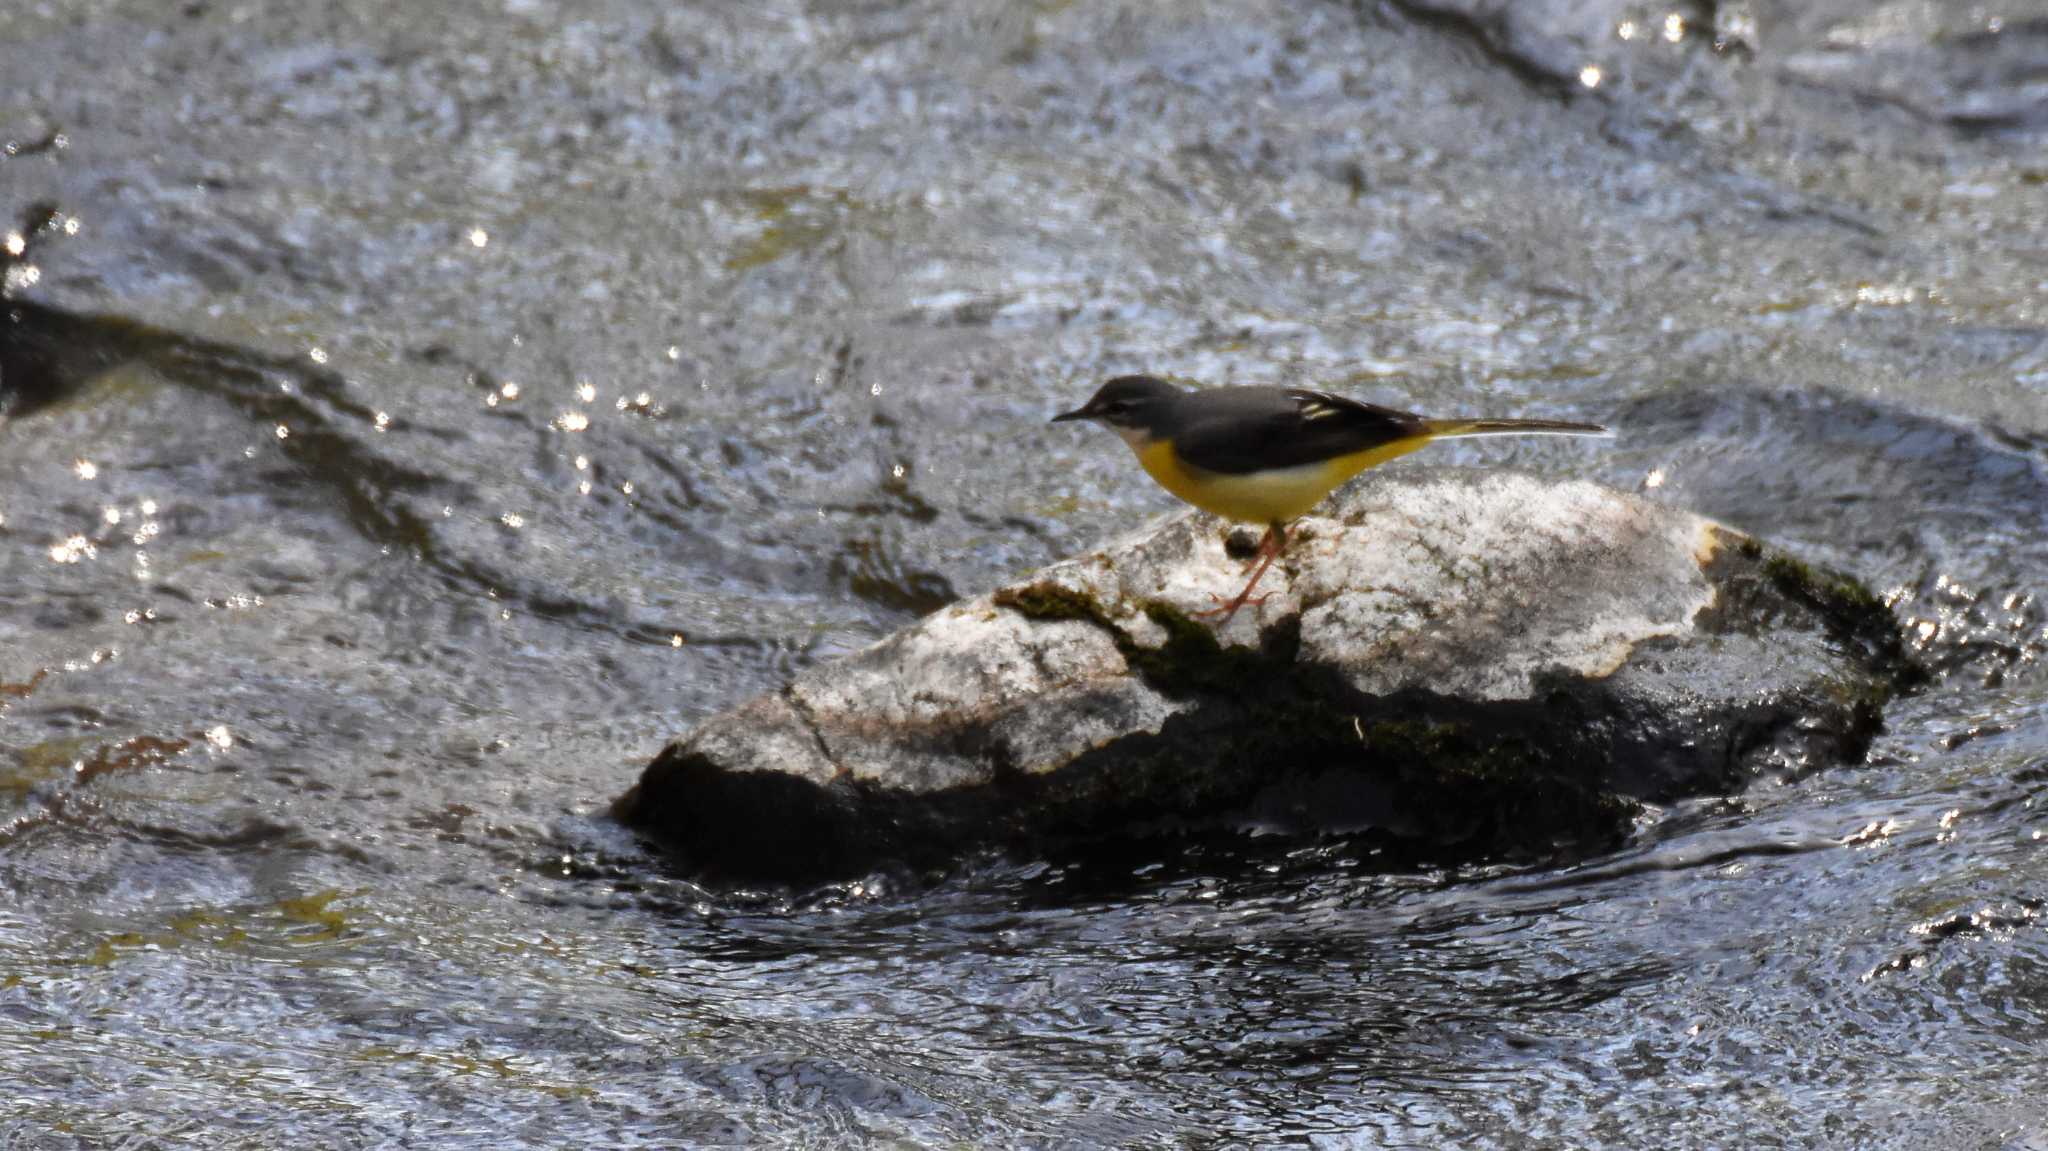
[3,0,2046,1146]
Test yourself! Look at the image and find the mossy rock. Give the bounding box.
[620,471,1919,885]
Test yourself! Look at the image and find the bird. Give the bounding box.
[1051,375,1611,623]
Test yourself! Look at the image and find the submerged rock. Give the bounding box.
[618,470,1918,883]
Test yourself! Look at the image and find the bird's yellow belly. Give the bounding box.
[1133,437,1432,524]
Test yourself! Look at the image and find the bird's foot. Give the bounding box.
[1192,591,1271,623]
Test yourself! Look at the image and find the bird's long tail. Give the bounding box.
[1420,417,1612,440]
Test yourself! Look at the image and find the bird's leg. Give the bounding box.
[1196,523,1286,624]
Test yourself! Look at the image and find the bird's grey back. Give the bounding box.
[1168,386,1428,475]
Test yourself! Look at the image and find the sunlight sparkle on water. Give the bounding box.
[1854,283,1917,307]
[49,536,95,564]
[1663,13,1685,42]
[469,228,489,248]
[73,459,98,480]
[1844,819,1902,846]
[1579,65,1602,88]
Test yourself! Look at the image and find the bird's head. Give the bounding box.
[1050,375,1183,443]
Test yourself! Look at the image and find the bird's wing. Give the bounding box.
[1170,388,1429,475]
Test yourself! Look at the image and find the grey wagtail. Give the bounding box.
[1052,375,1611,623]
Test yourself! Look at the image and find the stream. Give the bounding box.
[3,1,2046,1146]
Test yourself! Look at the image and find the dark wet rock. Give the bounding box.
[1604,384,2048,687]
[1384,0,1617,95]
[619,470,1919,884]
[1387,0,2048,138]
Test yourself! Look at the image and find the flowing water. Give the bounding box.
[3,1,2046,1146]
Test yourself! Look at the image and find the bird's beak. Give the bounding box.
[1050,407,1091,424]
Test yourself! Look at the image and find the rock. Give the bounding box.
[617,470,1919,884]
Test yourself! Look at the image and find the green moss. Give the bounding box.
[1758,549,1923,686]
[1355,718,1473,769]
[721,186,863,272]
[992,583,1296,699]
[1348,717,1637,852]
[1762,552,1885,616]
[1125,600,1293,696]
[1703,536,1922,689]
[991,582,1118,630]
[987,583,1633,854]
